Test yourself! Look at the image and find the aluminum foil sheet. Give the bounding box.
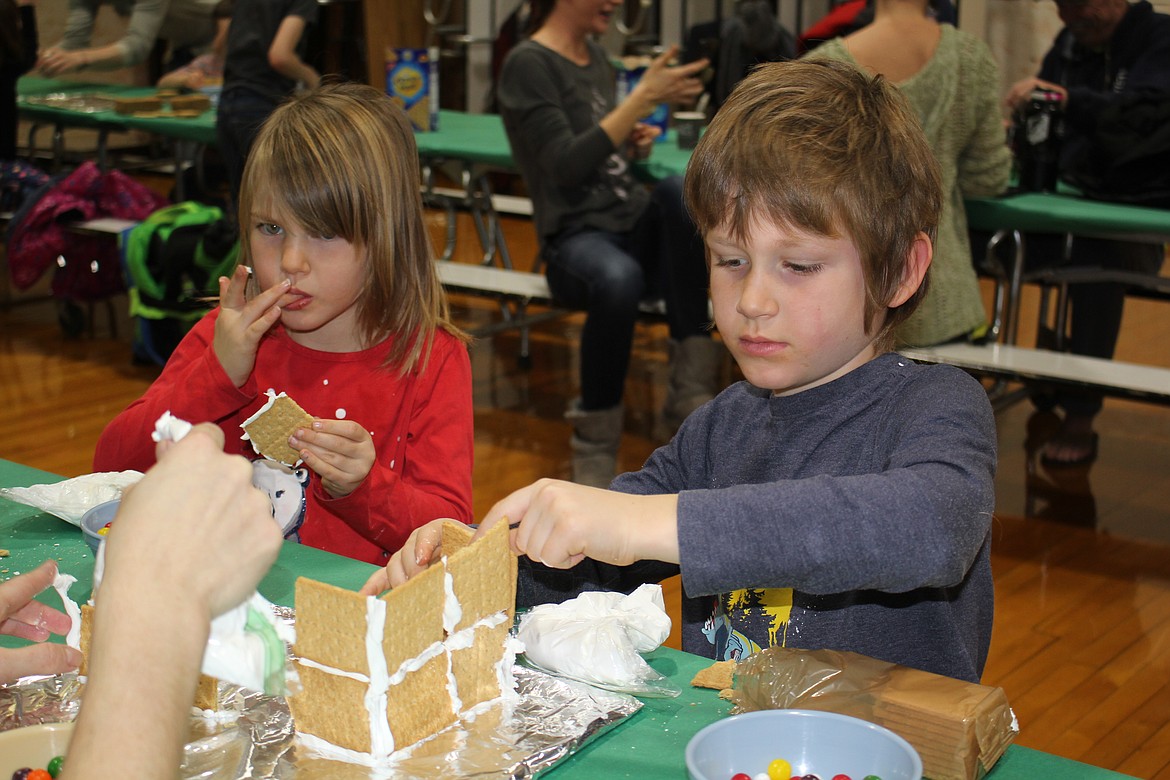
[0,610,642,779]
[21,93,117,113]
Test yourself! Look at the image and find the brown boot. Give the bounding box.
[662,336,724,434]
[565,399,624,489]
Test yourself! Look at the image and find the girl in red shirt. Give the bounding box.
[94,83,474,564]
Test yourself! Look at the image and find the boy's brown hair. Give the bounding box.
[684,59,942,352]
[238,82,466,375]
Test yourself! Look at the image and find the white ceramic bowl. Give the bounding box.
[0,722,73,776]
[686,709,922,780]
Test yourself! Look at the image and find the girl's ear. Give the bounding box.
[888,231,932,308]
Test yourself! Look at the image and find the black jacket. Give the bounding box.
[1039,0,1170,205]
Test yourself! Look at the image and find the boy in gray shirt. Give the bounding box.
[367,59,997,684]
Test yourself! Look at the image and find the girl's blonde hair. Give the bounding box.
[237,81,466,375]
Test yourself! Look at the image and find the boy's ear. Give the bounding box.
[888,231,932,308]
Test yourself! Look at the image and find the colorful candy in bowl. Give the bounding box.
[0,722,72,778]
[79,499,120,554]
[685,709,922,780]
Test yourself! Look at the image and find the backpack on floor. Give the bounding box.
[5,161,168,302]
[121,201,239,365]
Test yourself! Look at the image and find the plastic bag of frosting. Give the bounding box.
[140,411,297,695]
[517,583,681,697]
[0,471,143,526]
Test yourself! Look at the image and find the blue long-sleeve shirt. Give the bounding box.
[517,353,997,683]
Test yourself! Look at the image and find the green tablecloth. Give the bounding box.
[0,458,1134,779]
[420,109,692,184]
[965,190,1170,243]
[17,76,218,146]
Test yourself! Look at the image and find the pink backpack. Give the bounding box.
[6,161,168,301]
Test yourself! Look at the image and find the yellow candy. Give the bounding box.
[97,527,110,536]
[767,758,792,780]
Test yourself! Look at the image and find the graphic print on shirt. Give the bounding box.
[251,459,309,541]
[590,85,632,203]
[703,587,794,660]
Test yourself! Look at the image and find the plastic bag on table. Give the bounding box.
[516,583,681,697]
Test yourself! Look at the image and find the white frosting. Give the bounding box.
[365,596,394,757]
[151,411,193,443]
[297,732,380,767]
[444,648,463,719]
[297,657,369,683]
[190,705,241,723]
[441,567,462,634]
[387,640,444,686]
[497,635,526,703]
[239,389,282,433]
[52,571,82,650]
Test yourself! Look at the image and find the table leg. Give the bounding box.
[1005,229,1026,345]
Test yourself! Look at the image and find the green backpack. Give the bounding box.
[121,201,239,365]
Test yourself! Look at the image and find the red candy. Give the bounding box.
[731,775,752,780]
[833,775,853,780]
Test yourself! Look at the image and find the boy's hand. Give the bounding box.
[0,561,83,684]
[359,518,449,595]
[480,479,681,569]
[213,267,289,387]
[289,419,375,498]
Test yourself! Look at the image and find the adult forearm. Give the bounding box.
[63,593,209,778]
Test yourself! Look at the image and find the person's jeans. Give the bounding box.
[215,88,279,214]
[545,176,710,410]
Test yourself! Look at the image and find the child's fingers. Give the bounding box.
[218,266,250,309]
[359,567,390,596]
[244,279,291,321]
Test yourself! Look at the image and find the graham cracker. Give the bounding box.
[78,603,94,677]
[440,520,474,556]
[385,652,458,748]
[444,520,517,630]
[289,664,375,754]
[293,577,372,675]
[381,562,445,667]
[291,518,520,759]
[691,659,737,691]
[169,94,211,113]
[193,675,218,710]
[114,96,162,114]
[243,393,314,466]
[450,619,511,711]
[80,602,219,710]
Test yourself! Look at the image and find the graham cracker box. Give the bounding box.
[725,647,1018,780]
[386,47,439,132]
